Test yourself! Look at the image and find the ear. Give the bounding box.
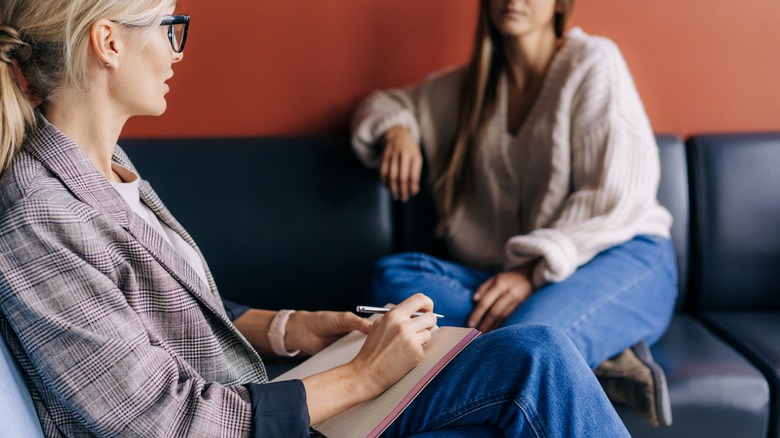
[89,19,121,69]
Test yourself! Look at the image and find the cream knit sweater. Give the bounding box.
[352,28,672,288]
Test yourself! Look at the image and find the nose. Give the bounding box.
[172,50,184,64]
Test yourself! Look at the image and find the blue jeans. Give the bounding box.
[387,324,630,437]
[370,235,677,368]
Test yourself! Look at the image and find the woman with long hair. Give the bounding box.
[353,0,677,427]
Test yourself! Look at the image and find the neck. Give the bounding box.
[503,28,560,88]
[44,88,128,183]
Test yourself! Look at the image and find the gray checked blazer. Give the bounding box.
[0,117,270,437]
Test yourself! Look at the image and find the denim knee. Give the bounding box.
[478,323,583,370]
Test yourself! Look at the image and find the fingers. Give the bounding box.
[409,153,422,198]
[478,295,513,332]
[397,150,423,201]
[415,324,433,346]
[473,276,495,301]
[399,151,411,201]
[380,146,392,189]
[379,127,423,202]
[341,311,373,334]
[379,294,437,335]
[393,293,434,317]
[468,277,496,327]
[388,151,401,199]
[471,272,533,331]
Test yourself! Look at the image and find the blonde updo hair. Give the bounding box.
[0,0,171,173]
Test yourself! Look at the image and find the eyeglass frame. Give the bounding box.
[160,14,189,54]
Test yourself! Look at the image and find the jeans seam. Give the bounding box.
[515,394,549,438]
[424,394,549,438]
[429,395,506,429]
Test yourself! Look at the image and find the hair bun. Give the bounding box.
[0,25,31,65]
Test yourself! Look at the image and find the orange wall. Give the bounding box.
[123,0,780,139]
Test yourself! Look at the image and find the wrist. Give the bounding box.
[384,125,409,141]
[345,360,384,399]
[267,310,300,357]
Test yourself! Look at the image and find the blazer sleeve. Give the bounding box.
[0,198,309,437]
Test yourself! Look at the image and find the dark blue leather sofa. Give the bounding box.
[1,134,777,437]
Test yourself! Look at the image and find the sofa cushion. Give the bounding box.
[616,315,769,438]
[121,137,393,312]
[686,133,780,311]
[702,312,780,438]
[686,134,780,437]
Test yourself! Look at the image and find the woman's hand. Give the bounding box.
[380,126,423,202]
[468,264,535,332]
[350,293,437,397]
[285,311,372,356]
[302,294,438,424]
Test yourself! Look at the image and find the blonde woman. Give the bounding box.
[0,0,631,436]
[353,0,676,427]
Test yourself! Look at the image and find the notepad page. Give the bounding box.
[271,329,366,383]
[316,326,477,438]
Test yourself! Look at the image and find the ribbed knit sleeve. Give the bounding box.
[350,85,423,168]
[351,67,465,169]
[504,35,671,287]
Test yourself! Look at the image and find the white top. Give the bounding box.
[109,163,209,286]
[351,28,672,287]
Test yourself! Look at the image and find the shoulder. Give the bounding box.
[0,151,99,235]
[554,27,637,94]
[0,149,58,213]
[555,28,644,113]
[562,27,626,69]
[418,65,468,98]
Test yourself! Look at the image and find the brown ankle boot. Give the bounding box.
[594,341,672,427]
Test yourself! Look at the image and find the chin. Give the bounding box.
[150,101,168,117]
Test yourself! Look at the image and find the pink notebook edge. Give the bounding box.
[367,328,481,437]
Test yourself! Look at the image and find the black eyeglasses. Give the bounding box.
[161,15,189,53]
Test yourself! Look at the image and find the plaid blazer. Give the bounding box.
[0,118,269,437]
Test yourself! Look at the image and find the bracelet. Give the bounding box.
[268,310,300,357]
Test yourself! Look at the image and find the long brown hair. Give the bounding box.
[430,0,574,234]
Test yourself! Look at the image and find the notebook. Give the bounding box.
[271,322,479,438]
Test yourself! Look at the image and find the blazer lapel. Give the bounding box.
[25,118,226,320]
[111,146,227,318]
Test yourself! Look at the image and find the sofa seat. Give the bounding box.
[616,315,770,437]
[702,312,780,437]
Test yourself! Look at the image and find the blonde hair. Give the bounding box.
[431,0,574,233]
[0,0,171,173]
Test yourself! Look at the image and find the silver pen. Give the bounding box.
[356,305,444,318]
